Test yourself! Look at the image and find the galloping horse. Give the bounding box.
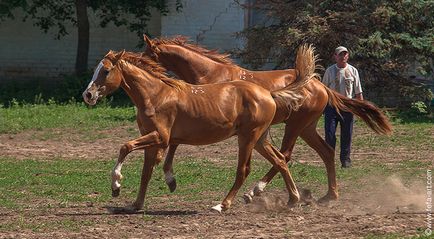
[82,48,316,212]
[144,35,393,203]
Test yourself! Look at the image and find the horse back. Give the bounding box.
[231,67,297,91]
[168,80,276,145]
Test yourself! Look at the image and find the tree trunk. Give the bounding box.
[75,0,89,75]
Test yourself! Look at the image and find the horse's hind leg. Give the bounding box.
[163,144,178,192]
[244,123,300,202]
[212,134,258,212]
[300,124,337,202]
[254,138,300,206]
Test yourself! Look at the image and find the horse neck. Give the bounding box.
[118,62,167,109]
[158,45,227,84]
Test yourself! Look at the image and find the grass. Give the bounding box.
[0,103,432,235]
[0,102,136,134]
[0,156,287,210]
[0,152,427,210]
[0,153,428,234]
[0,103,431,205]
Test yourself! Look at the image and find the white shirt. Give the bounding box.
[322,64,362,99]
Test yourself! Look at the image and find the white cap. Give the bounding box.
[335,46,349,55]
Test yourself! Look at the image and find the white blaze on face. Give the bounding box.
[86,61,104,90]
[83,61,105,105]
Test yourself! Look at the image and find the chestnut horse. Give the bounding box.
[144,35,392,203]
[82,48,315,212]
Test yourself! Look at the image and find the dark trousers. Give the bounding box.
[324,105,354,164]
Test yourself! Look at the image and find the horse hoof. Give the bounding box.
[288,195,301,208]
[112,188,120,197]
[211,204,224,213]
[168,179,177,193]
[287,200,299,208]
[317,194,338,204]
[131,202,144,211]
[253,181,267,196]
[243,193,253,204]
[300,188,316,205]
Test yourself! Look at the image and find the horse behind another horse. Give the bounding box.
[82,45,317,212]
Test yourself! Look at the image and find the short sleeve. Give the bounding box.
[322,67,332,87]
[353,68,362,94]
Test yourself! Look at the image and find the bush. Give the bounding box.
[0,73,131,107]
[409,101,429,115]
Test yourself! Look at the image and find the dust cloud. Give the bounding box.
[245,175,428,215]
[357,175,427,214]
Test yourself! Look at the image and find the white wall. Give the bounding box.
[0,1,249,80]
[161,0,246,51]
[0,11,160,80]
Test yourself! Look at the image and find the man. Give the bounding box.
[322,46,363,168]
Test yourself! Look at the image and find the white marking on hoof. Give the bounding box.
[243,193,253,204]
[113,181,121,190]
[211,204,223,213]
[111,169,123,191]
[253,181,267,196]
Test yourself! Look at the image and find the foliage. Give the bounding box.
[0,0,182,39]
[0,0,183,74]
[409,101,429,115]
[0,73,132,107]
[382,105,434,124]
[237,0,434,105]
[394,102,434,123]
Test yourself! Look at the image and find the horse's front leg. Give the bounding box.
[111,131,164,198]
[163,144,179,192]
[132,147,161,210]
[212,136,256,213]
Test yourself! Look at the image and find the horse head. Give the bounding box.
[82,50,125,105]
[144,34,161,60]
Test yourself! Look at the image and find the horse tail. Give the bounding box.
[324,87,393,135]
[271,44,319,111]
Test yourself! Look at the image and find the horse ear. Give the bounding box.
[143,34,161,54]
[113,50,126,64]
[104,50,114,58]
[143,34,154,49]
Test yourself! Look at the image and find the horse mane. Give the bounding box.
[153,36,234,65]
[111,51,187,91]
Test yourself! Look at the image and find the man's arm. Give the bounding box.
[322,67,332,87]
[353,68,363,100]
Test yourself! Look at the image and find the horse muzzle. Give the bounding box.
[82,90,98,106]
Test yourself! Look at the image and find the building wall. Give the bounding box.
[0,1,249,80]
[0,11,161,80]
[161,0,246,51]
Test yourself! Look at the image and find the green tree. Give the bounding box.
[238,0,433,105]
[0,0,182,75]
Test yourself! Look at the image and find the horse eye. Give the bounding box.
[101,68,109,75]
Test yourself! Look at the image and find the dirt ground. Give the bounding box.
[0,126,431,238]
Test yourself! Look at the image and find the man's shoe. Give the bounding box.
[341,160,352,168]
